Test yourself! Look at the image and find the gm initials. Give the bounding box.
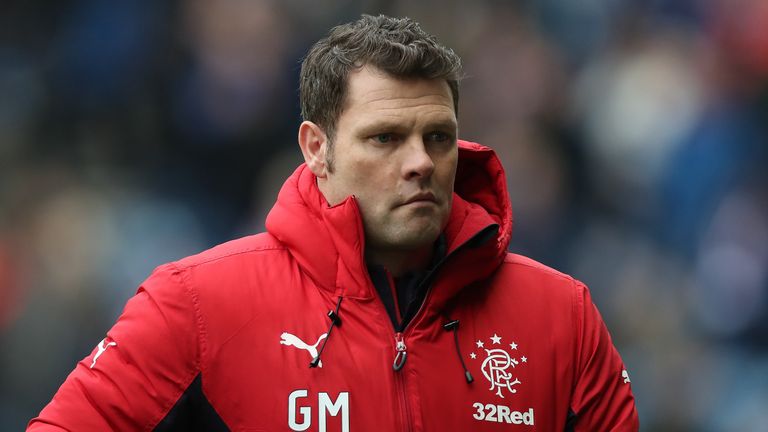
[288,389,349,432]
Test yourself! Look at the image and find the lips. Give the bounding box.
[400,192,437,206]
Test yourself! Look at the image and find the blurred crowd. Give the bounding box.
[1,0,767,430]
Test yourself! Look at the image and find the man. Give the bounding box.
[29,15,638,431]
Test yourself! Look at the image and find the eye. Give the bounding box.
[373,133,394,144]
[425,131,452,143]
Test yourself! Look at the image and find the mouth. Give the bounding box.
[400,192,437,207]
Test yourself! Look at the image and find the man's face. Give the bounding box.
[320,66,458,253]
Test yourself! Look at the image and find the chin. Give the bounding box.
[365,213,447,251]
[393,225,442,250]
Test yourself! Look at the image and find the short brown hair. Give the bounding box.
[300,14,462,143]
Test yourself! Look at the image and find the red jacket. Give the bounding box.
[29,140,639,431]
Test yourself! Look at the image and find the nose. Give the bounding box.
[402,138,435,180]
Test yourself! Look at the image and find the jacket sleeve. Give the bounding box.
[27,263,202,431]
[568,281,639,432]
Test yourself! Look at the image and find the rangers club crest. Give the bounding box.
[468,334,528,398]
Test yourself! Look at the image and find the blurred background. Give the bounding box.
[1,0,767,430]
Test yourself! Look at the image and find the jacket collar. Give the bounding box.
[265,140,513,301]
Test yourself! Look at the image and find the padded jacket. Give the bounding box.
[28,140,639,431]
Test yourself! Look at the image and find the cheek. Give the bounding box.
[337,165,393,210]
[357,179,393,212]
[345,154,395,189]
[436,153,458,190]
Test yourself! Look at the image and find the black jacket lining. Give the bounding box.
[153,374,230,431]
[564,408,577,432]
[369,235,447,331]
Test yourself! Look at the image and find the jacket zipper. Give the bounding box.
[377,224,499,431]
[393,332,412,432]
[393,332,407,370]
[368,274,414,431]
[383,224,499,369]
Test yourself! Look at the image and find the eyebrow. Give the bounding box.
[356,118,458,137]
[423,119,458,132]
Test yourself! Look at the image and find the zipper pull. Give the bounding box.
[393,332,408,371]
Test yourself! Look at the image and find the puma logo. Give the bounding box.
[280,332,328,367]
[622,369,631,384]
[90,338,117,369]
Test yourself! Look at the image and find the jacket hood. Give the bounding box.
[265,140,513,302]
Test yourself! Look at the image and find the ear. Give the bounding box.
[298,121,329,178]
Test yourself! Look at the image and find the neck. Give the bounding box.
[366,245,433,277]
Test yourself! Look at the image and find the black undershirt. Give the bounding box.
[368,235,447,332]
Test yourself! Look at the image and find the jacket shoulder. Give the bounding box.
[172,232,286,270]
[501,253,577,284]
[496,252,589,302]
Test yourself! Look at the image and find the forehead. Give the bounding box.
[339,66,456,127]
